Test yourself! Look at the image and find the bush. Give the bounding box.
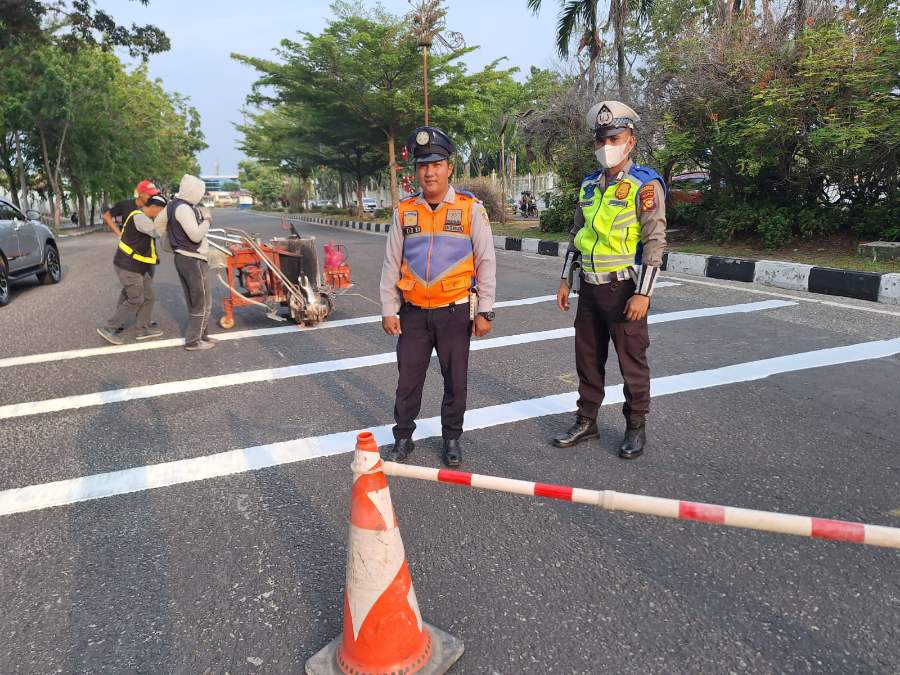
[374,207,392,220]
[852,202,900,242]
[456,177,504,222]
[539,188,577,233]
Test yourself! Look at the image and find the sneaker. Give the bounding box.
[201,335,219,344]
[185,340,216,351]
[97,327,125,345]
[135,327,164,341]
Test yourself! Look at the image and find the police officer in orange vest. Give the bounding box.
[380,126,497,467]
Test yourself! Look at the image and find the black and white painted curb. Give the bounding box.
[297,215,900,306]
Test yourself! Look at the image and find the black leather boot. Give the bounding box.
[552,416,598,448]
[385,438,414,462]
[618,424,646,459]
[442,438,463,467]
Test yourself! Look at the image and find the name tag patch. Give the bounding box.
[608,199,628,207]
[445,209,463,226]
[403,225,421,236]
[443,223,464,233]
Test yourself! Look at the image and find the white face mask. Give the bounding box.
[595,140,632,169]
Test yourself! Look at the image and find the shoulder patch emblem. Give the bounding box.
[615,182,631,200]
[402,211,418,227]
[639,184,656,211]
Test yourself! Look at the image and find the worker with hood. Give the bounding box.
[164,174,216,351]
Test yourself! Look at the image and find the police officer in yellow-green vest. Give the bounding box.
[553,101,667,459]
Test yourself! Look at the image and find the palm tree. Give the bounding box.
[527,0,653,97]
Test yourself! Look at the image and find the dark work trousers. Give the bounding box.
[174,254,212,345]
[393,302,472,441]
[574,278,651,426]
[106,265,155,331]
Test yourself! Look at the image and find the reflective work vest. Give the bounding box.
[397,191,476,308]
[117,209,158,265]
[574,165,661,274]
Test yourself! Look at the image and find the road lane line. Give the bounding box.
[665,274,900,317]
[0,287,680,370]
[0,299,792,421]
[0,335,896,517]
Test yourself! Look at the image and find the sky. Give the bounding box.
[103,0,562,176]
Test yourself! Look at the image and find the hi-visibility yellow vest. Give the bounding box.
[573,165,663,274]
[118,209,158,264]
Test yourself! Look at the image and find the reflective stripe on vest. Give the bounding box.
[574,174,642,274]
[397,192,475,309]
[118,210,158,264]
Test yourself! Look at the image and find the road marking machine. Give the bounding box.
[207,223,352,330]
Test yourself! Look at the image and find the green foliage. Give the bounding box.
[373,207,392,220]
[239,160,283,207]
[539,189,578,233]
[669,197,900,249]
[0,2,200,225]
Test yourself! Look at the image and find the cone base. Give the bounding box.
[305,623,464,675]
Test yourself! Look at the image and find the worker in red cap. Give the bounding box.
[102,180,161,237]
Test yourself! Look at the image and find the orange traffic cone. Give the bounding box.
[306,432,464,675]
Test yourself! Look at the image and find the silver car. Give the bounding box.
[0,198,61,306]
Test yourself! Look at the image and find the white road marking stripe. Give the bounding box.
[3,289,682,370]
[0,299,792,421]
[1,335,896,517]
[665,274,900,317]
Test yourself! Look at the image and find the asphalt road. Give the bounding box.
[1,208,898,674]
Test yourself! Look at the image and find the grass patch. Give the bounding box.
[489,221,569,242]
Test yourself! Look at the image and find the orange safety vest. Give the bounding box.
[397,190,476,309]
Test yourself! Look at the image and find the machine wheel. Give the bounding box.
[219,315,235,329]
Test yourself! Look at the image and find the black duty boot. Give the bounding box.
[442,439,463,467]
[385,438,414,462]
[618,424,646,459]
[552,416,598,448]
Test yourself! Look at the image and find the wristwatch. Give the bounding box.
[478,311,495,321]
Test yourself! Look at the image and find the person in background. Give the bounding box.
[102,180,160,237]
[97,194,168,345]
[163,174,216,351]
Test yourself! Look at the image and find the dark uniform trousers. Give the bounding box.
[574,278,651,426]
[393,302,471,441]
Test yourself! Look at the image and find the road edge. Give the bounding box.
[271,213,900,306]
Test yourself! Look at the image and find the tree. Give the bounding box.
[234,2,508,208]
[527,0,654,96]
[239,160,283,207]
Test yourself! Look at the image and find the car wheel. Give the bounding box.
[37,244,61,285]
[0,259,9,306]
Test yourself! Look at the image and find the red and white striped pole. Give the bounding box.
[382,463,900,549]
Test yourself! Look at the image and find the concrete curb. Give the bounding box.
[55,225,105,239]
[294,215,899,306]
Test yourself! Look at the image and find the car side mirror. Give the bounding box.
[26,209,40,220]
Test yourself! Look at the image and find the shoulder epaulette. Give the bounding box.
[455,189,477,200]
[629,165,667,195]
[581,170,602,185]
[399,192,420,204]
